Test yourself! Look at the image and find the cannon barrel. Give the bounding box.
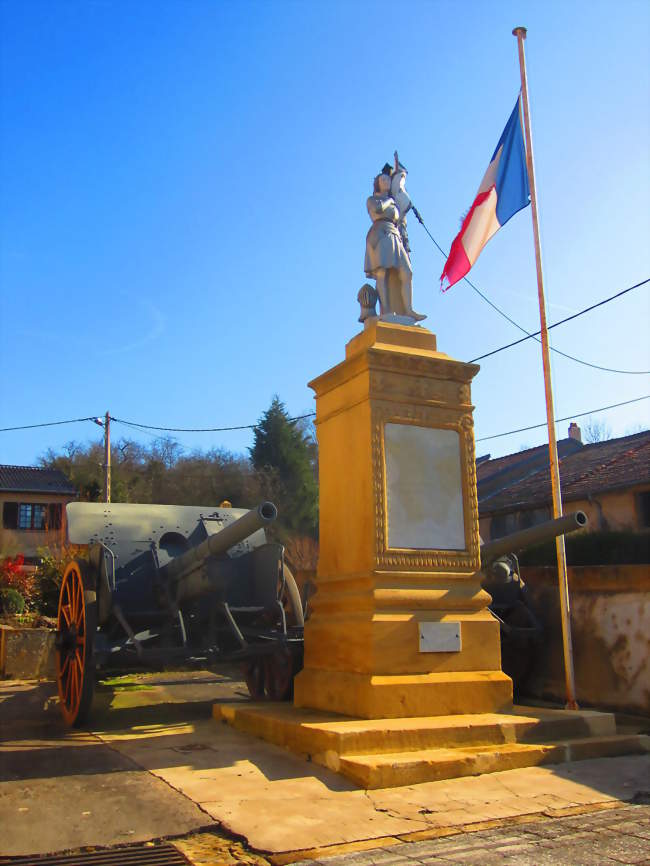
[161,501,278,586]
[480,510,588,564]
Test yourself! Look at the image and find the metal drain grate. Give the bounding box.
[0,842,190,866]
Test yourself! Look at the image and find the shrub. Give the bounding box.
[0,554,36,607]
[0,587,25,614]
[284,535,319,572]
[518,529,650,567]
[33,545,88,616]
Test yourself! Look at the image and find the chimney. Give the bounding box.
[568,422,582,443]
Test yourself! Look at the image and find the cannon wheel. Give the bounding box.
[242,562,304,701]
[499,600,541,692]
[243,645,295,701]
[56,560,96,726]
[243,657,266,700]
[281,563,304,627]
[264,645,294,701]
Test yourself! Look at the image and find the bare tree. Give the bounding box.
[582,417,612,443]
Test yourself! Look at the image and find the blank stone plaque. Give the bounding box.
[419,622,462,653]
[384,423,465,550]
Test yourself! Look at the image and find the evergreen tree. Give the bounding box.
[250,397,318,537]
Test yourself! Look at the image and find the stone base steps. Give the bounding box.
[213,702,650,789]
[339,735,650,788]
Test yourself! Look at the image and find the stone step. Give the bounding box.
[338,734,650,789]
[214,702,617,757]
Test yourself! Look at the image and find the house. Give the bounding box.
[0,465,77,564]
[477,425,650,541]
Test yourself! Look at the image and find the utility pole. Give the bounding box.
[513,26,578,708]
[103,411,111,503]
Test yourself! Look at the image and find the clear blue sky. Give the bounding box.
[1,0,649,469]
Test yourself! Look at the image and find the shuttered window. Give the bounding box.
[3,502,18,529]
[3,502,62,530]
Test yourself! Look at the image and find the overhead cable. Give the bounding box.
[469,279,650,369]
[0,416,99,433]
[111,412,316,434]
[2,397,647,447]
[411,206,650,374]
[476,395,649,442]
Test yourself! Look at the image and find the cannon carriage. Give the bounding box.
[55,500,304,726]
[479,510,588,689]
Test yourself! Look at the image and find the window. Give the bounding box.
[3,501,62,531]
[18,504,33,529]
[20,504,49,530]
[490,507,551,540]
[33,505,47,530]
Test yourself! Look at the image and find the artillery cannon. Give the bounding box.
[480,510,588,689]
[55,501,304,726]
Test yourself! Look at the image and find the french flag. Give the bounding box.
[441,97,530,290]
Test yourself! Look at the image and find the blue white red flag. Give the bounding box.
[441,97,530,290]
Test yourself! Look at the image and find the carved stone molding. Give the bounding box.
[368,348,478,384]
[370,370,457,406]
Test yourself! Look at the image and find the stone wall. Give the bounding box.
[0,625,56,679]
[520,565,649,716]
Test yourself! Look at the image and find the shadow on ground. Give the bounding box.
[1,672,648,858]
[0,672,355,791]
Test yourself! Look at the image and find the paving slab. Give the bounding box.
[3,674,649,862]
[95,699,650,853]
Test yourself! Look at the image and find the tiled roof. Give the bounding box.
[0,465,77,495]
[479,430,650,515]
[477,443,548,483]
[476,439,583,484]
[477,438,583,504]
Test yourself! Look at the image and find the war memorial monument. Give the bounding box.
[214,157,646,788]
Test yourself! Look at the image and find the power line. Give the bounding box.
[547,279,650,329]
[469,278,650,369]
[111,412,316,434]
[411,206,650,374]
[476,394,649,442]
[0,416,99,433]
[114,419,180,442]
[1,397,647,450]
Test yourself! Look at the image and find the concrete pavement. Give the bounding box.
[1,672,648,863]
[0,678,214,857]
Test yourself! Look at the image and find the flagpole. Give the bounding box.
[512,26,578,709]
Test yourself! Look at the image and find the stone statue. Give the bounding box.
[360,152,426,324]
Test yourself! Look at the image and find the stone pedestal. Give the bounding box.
[293,321,512,718]
[215,321,638,788]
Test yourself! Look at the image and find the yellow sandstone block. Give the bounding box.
[294,321,510,718]
[294,669,512,719]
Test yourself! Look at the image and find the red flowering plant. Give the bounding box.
[0,554,37,608]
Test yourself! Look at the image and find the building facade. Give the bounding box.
[477,427,650,541]
[0,466,77,564]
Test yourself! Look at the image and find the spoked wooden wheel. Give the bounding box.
[243,645,297,701]
[56,560,96,726]
[264,645,294,701]
[243,657,266,700]
[281,564,304,627]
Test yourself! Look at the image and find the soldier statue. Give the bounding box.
[359,151,426,324]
